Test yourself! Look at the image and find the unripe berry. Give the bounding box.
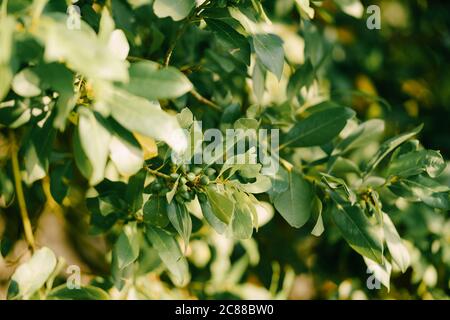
[187,172,196,182]
[200,176,210,185]
[193,167,202,175]
[206,168,216,177]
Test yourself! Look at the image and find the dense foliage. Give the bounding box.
[0,0,448,300]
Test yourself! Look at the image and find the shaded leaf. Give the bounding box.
[274,171,314,228]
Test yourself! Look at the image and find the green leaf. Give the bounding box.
[50,161,72,204]
[364,124,423,174]
[199,197,227,234]
[143,196,170,228]
[205,184,235,224]
[387,149,446,178]
[287,59,314,99]
[0,16,15,101]
[34,63,76,130]
[153,0,195,21]
[72,129,93,181]
[252,33,285,80]
[108,120,144,177]
[102,86,187,154]
[219,146,260,178]
[282,107,356,148]
[113,222,140,270]
[364,257,391,291]
[39,13,129,82]
[166,177,179,204]
[168,201,192,250]
[295,0,315,19]
[21,116,56,185]
[311,196,324,236]
[11,68,41,97]
[252,58,266,103]
[389,175,450,210]
[229,189,255,239]
[274,171,315,228]
[47,285,109,300]
[121,61,193,101]
[78,108,111,185]
[145,226,190,286]
[125,169,146,213]
[86,194,126,217]
[235,174,272,194]
[8,247,57,300]
[205,18,251,66]
[383,213,410,273]
[333,119,385,155]
[331,203,383,264]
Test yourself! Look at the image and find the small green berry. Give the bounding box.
[200,176,210,185]
[180,176,187,184]
[206,168,216,177]
[151,182,161,191]
[180,184,189,192]
[192,167,202,175]
[187,172,196,182]
[170,173,180,181]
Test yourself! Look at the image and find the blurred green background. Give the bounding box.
[252,0,450,299]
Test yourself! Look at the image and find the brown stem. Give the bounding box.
[190,89,221,111]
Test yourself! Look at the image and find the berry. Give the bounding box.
[170,173,180,181]
[206,168,216,177]
[180,176,187,185]
[151,182,162,192]
[187,172,196,182]
[200,176,210,185]
[192,167,202,175]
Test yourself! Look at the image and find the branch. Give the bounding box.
[163,1,212,67]
[190,89,221,111]
[9,130,36,253]
[145,167,171,180]
[163,22,189,67]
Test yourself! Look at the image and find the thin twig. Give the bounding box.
[163,22,189,67]
[9,130,36,253]
[190,89,221,111]
[163,0,212,67]
[145,167,171,180]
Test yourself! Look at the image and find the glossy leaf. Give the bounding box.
[121,61,193,101]
[145,226,190,286]
[153,0,195,21]
[331,203,384,264]
[168,201,192,250]
[283,107,356,148]
[252,33,285,80]
[8,247,57,300]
